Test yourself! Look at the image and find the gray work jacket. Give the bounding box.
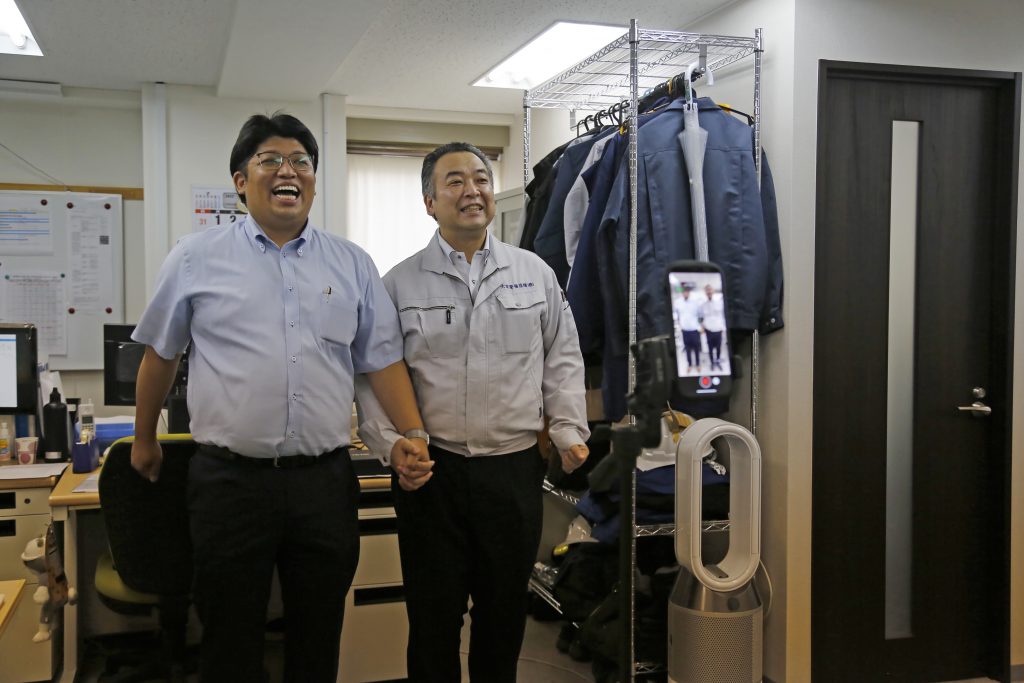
[358,233,589,461]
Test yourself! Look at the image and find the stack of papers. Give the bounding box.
[0,463,67,480]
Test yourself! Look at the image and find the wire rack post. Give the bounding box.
[523,23,764,680]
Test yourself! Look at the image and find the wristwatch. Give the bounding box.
[404,429,430,445]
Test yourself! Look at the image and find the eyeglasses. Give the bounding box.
[252,151,315,173]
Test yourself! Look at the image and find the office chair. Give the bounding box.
[95,435,196,683]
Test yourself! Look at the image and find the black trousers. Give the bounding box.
[187,449,360,683]
[683,330,702,366]
[705,330,723,362]
[393,445,546,683]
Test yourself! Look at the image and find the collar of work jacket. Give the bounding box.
[419,232,517,305]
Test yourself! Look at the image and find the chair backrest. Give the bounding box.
[99,436,196,597]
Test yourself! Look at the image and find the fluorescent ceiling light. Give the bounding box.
[0,0,42,56]
[473,21,625,90]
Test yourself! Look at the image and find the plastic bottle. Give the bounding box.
[0,422,10,463]
[43,388,72,461]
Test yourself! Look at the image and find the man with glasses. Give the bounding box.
[130,112,432,682]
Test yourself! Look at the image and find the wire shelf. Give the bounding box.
[543,479,732,536]
[634,661,667,675]
[528,577,563,615]
[542,477,581,506]
[525,29,760,111]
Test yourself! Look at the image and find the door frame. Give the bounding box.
[811,60,1019,682]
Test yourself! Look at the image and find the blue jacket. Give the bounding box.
[598,97,783,347]
[533,130,615,285]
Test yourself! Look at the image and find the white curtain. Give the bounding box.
[346,154,437,276]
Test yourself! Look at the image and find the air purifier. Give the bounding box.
[668,418,762,683]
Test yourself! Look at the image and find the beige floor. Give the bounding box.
[461,615,594,682]
[78,617,1004,683]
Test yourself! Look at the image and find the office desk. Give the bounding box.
[0,579,26,641]
[50,458,400,683]
[48,466,99,683]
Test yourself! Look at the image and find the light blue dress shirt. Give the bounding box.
[133,217,403,458]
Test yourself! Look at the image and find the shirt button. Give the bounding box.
[291,356,297,362]
[298,249,303,256]
[288,286,293,292]
[289,321,295,327]
[291,393,298,400]
[289,431,296,438]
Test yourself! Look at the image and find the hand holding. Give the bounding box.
[390,437,434,491]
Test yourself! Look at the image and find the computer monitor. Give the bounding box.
[0,323,39,414]
[103,325,189,431]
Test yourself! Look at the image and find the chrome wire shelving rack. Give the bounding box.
[523,20,764,682]
[523,29,759,111]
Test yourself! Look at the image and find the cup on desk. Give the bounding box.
[16,437,38,465]
[17,437,39,464]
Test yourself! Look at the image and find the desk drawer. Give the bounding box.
[0,513,50,581]
[0,585,56,683]
[338,583,407,683]
[353,528,402,587]
[0,487,51,516]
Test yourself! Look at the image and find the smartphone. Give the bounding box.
[667,260,732,399]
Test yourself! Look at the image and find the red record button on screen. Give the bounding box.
[699,376,712,389]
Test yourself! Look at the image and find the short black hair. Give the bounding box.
[421,142,493,198]
[229,112,319,204]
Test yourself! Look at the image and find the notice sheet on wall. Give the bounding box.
[2,273,67,356]
[0,196,55,255]
[67,202,115,309]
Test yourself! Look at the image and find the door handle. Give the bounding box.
[957,401,992,417]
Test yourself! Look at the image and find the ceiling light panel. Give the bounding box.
[472,21,625,90]
[0,0,42,56]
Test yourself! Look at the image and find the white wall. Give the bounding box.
[0,89,146,415]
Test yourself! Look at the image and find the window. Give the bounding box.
[346,151,503,276]
[346,153,435,276]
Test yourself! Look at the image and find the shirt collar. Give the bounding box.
[436,229,490,264]
[244,215,312,256]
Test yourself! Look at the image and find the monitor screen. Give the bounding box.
[103,324,187,406]
[0,323,39,413]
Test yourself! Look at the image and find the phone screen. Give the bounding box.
[669,270,731,386]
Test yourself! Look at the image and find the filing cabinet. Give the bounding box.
[337,482,407,683]
[0,484,56,683]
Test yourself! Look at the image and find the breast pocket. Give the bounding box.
[320,296,358,347]
[399,301,460,359]
[497,289,546,353]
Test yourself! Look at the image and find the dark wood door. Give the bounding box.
[812,62,1019,682]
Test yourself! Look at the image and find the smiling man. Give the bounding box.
[358,142,590,682]
[130,113,430,682]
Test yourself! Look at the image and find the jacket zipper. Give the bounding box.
[400,304,454,324]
